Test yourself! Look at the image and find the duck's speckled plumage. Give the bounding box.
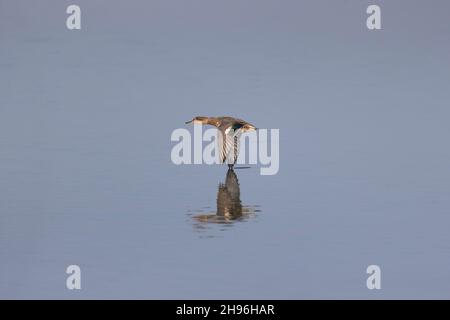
[185,116,257,168]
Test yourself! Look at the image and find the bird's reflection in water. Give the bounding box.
[190,169,260,235]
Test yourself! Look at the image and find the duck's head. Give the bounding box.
[185,116,209,125]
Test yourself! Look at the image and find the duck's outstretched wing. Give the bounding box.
[218,128,243,165]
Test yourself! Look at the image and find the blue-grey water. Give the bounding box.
[1,0,450,299]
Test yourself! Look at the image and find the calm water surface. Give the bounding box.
[1,1,450,298]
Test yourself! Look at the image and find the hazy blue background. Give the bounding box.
[1,0,450,299]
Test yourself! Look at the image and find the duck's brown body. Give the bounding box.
[185,116,257,168]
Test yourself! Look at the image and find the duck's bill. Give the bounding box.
[185,120,193,124]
